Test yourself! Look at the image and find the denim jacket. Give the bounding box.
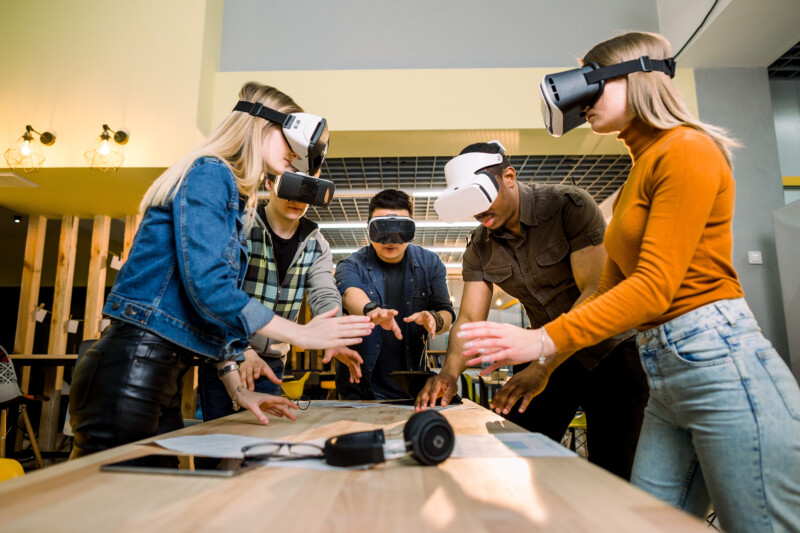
[103,157,273,361]
[334,244,455,398]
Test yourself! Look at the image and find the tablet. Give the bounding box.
[100,454,259,477]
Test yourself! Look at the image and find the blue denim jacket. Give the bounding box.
[103,157,273,361]
[334,244,455,398]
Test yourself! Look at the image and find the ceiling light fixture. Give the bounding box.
[4,125,56,173]
[85,124,128,172]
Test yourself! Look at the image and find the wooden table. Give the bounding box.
[0,401,708,532]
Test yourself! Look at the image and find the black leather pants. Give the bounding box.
[69,321,195,457]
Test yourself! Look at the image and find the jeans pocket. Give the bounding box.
[69,349,103,411]
[757,349,800,421]
[669,327,730,366]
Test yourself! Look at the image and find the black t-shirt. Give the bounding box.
[372,253,409,399]
[264,219,300,286]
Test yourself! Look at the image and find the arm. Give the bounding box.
[173,160,273,339]
[488,243,607,414]
[403,257,455,339]
[305,234,342,316]
[336,257,403,340]
[415,280,493,410]
[214,359,298,425]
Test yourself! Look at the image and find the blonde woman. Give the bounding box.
[69,82,373,457]
[458,33,800,532]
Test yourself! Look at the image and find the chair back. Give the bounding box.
[280,372,311,400]
[0,346,23,403]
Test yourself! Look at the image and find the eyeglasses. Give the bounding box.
[241,441,324,462]
[294,395,311,410]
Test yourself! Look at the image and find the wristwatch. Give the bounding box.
[231,384,246,411]
[432,311,444,333]
[363,301,380,315]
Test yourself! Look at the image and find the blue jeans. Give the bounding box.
[198,358,284,421]
[632,298,800,533]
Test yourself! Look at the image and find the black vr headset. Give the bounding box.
[273,170,335,208]
[539,55,676,137]
[233,100,329,175]
[324,410,455,467]
[368,215,416,244]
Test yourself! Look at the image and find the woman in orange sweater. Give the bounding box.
[458,32,800,532]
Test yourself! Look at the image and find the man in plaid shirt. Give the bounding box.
[198,177,362,420]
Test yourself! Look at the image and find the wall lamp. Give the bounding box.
[85,124,128,172]
[4,125,56,173]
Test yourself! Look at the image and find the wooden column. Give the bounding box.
[39,215,79,453]
[122,213,141,263]
[84,216,111,340]
[13,215,47,393]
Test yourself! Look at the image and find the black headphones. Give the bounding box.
[323,410,455,467]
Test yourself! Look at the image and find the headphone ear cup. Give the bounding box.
[403,410,455,466]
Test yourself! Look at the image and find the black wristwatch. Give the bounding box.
[432,311,444,333]
[363,301,380,315]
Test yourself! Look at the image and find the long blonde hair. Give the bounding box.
[139,82,303,225]
[584,32,738,165]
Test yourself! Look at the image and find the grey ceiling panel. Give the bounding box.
[272,153,631,266]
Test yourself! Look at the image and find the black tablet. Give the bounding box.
[100,454,259,477]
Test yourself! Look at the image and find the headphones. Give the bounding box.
[323,410,455,467]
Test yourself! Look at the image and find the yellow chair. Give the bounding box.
[562,411,588,457]
[280,372,311,400]
[0,458,25,482]
[461,373,481,405]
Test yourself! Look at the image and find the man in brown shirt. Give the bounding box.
[416,142,648,479]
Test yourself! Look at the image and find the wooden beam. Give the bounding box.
[122,213,142,263]
[13,215,47,393]
[84,215,111,340]
[39,215,79,453]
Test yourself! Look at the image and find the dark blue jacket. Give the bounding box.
[334,244,455,399]
[103,157,273,361]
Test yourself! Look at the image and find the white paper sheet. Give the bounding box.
[452,433,576,458]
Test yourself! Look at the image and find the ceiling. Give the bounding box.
[769,41,800,79]
[305,153,631,266]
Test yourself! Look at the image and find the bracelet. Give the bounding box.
[431,311,444,333]
[231,384,246,411]
[538,327,551,366]
[217,362,240,378]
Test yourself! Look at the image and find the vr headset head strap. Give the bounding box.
[233,100,293,127]
[583,56,676,85]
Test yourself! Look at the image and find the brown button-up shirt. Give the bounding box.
[462,182,632,370]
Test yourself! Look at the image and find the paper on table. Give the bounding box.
[452,433,576,458]
[153,434,267,458]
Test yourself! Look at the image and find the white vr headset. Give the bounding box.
[233,100,329,175]
[434,145,505,223]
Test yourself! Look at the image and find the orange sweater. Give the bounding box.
[546,119,744,354]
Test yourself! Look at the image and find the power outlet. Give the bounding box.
[747,251,763,265]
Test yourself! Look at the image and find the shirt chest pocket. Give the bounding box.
[483,265,515,295]
[533,238,571,286]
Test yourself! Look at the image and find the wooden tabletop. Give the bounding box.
[0,401,707,533]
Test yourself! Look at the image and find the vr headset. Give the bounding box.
[368,215,415,244]
[324,410,455,467]
[539,55,676,137]
[434,142,506,223]
[273,170,335,208]
[233,100,329,175]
